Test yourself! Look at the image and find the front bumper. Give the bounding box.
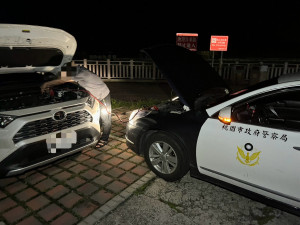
[0,100,101,177]
[125,121,146,154]
[0,126,100,177]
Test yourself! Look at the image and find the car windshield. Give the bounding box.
[203,78,278,109]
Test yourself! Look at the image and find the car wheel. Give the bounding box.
[144,132,189,181]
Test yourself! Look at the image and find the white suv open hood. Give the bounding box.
[0,24,77,74]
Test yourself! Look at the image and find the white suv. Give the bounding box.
[0,24,101,177]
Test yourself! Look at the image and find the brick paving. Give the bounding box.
[0,107,153,225]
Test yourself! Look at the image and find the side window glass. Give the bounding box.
[232,89,300,131]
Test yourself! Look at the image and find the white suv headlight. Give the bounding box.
[0,114,16,128]
[86,95,95,108]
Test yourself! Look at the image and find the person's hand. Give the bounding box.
[40,79,67,93]
[41,82,51,94]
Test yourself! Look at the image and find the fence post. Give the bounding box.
[271,64,275,78]
[226,63,230,79]
[119,61,122,79]
[231,61,238,85]
[107,59,111,79]
[152,62,156,80]
[218,51,223,76]
[283,62,288,74]
[141,62,144,79]
[96,61,99,77]
[130,60,134,79]
[258,61,269,82]
[246,64,250,80]
[83,59,87,68]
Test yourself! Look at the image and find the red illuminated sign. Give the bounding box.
[176,33,198,51]
[210,35,229,51]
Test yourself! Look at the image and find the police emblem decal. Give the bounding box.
[236,144,261,166]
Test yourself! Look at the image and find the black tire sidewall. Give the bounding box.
[144,132,189,181]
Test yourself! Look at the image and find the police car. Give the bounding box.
[125,45,300,215]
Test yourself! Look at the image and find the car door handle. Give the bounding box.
[293,147,300,151]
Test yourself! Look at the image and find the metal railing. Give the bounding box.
[70,58,300,82]
[212,59,300,80]
[72,59,163,80]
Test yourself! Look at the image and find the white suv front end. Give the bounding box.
[0,24,101,177]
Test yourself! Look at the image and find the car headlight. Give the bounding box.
[0,114,16,128]
[129,109,151,125]
[86,95,95,108]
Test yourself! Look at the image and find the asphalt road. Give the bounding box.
[98,173,300,225]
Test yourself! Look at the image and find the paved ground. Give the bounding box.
[99,175,300,225]
[0,107,152,225]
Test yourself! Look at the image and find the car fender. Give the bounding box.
[137,111,207,168]
[139,129,191,164]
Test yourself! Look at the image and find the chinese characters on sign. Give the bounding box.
[210,35,229,51]
[221,125,288,142]
[176,33,198,51]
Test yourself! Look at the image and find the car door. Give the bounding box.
[196,88,300,204]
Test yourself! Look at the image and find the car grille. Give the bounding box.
[13,110,93,143]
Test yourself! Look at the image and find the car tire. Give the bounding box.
[144,132,189,181]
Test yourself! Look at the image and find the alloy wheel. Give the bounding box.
[148,141,178,174]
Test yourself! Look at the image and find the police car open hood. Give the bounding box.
[0,24,77,74]
[142,45,229,109]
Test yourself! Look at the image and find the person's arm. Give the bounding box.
[40,77,75,93]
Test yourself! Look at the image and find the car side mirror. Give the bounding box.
[218,106,232,125]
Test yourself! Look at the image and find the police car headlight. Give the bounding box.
[86,96,95,108]
[129,109,150,125]
[0,114,16,128]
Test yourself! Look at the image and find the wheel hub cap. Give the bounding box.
[149,141,178,174]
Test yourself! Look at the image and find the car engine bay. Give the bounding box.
[0,73,89,112]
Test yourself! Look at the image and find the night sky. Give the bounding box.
[1,2,300,59]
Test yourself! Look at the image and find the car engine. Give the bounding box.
[0,74,89,112]
[154,98,189,114]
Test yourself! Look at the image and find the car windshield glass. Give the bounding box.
[205,78,278,108]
